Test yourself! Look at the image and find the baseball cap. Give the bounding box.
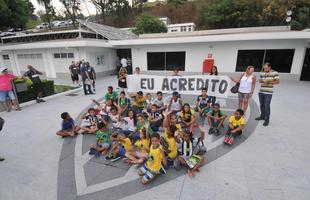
[0,66,8,72]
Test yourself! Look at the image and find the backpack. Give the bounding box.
[0,117,5,131]
[193,137,207,155]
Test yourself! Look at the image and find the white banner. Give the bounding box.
[127,75,231,98]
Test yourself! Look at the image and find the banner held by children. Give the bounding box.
[127,75,231,98]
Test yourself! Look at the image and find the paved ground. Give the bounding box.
[0,75,310,200]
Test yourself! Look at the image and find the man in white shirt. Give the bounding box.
[121,57,127,68]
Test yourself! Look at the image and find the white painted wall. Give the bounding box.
[84,47,116,73]
[131,39,308,74]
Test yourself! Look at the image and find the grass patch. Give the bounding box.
[54,85,79,94]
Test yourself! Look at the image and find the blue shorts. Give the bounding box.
[0,91,15,102]
[118,145,126,157]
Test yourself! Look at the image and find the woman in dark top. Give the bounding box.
[23,65,45,103]
[209,66,218,104]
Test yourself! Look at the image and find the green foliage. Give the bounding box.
[133,13,167,34]
[0,0,34,29]
[197,0,310,30]
[167,0,187,7]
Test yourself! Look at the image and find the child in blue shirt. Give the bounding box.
[56,112,80,137]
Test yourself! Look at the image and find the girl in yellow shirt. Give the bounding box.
[125,128,150,164]
[138,133,166,184]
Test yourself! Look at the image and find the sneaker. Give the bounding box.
[263,120,269,126]
[214,128,220,136]
[36,98,40,103]
[173,159,180,170]
[208,128,214,135]
[110,155,121,162]
[160,166,167,175]
[255,116,265,121]
[223,135,229,143]
[0,157,5,161]
[39,99,46,103]
[89,148,96,155]
[228,137,234,145]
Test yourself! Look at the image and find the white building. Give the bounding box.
[0,21,310,81]
[158,17,195,33]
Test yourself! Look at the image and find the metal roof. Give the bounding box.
[77,19,137,40]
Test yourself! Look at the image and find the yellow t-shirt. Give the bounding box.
[163,135,177,159]
[120,138,132,152]
[146,145,163,172]
[229,116,246,128]
[163,123,181,138]
[180,109,195,122]
[134,96,146,108]
[134,138,150,154]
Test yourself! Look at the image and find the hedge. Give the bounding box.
[14,78,55,104]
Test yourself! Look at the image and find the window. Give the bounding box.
[95,55,105,65]
[147,51,186,71]
[2,55,9,60]
[171,29,177,32]
[188,26,192,31]
[181,26,187,32]
[236,49,295,73]
[17,53,42,59]
[53,53,74,59]
[264,49,295,73]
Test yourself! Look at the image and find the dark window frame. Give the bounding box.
[147,51,186,71]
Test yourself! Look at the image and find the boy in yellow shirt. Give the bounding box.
[106,132,132,161]
[224,109,246,145]
[163,125,178,163]
[138,133,166,184]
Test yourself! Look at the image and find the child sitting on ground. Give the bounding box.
[180,103,197,133]
[108,107,124,131]
[106,132,132,161]
[153,91,166,113]
[122,109,138,139]
[174,131,204,177]
[81,108,102,134]
[56,112,80,137]
[137,114,153,138]
[104,86,118,102]
[224,109,246,145]
[162,125,178,166]
[125,128,150,164]
[117,91,131,116]
[145,93,153,112]
[130,91,146,114]
[89,123,110,156]
[195,87,211,115]
[143,104,163,132]
[206,103,227,135]
[168,91,182,114]
[138,133,166,184]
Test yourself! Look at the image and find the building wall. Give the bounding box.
[131,39,307,74]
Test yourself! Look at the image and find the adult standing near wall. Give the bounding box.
[80,61,94,95]
[23,65,46,103]
[115,57,122,74]
[69,61,80,86]
[0,66,20,111]
[118,67,127,92]
[255,63,280,126]
[121,57,127,68]
[126,57,132,74]
[209,66,219,104]
[86,62,96,93]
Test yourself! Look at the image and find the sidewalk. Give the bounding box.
[0,76,309,200]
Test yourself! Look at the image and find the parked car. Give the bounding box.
[53,21,67,27]
[0,32,16,37]
[36,23,49,29]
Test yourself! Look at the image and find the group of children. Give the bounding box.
[56,85,246,184]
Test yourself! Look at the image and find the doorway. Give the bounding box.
[117,49,132,74]
[300,48,310,81]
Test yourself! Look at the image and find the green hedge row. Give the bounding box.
[14,79,55,103]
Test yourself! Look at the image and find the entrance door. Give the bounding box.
[300,48,310,81]
[117,49,132,74]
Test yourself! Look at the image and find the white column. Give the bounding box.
[11,51,22,76]
[42,50,57,78]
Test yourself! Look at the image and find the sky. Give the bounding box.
[30,0,98,16]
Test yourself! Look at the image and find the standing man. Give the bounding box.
[80,61,94,95]
[126,57,132,74]
[255,63,280,126]
[69,61,80,85]
[121,57,127,68]
[23,65,45,103]
[0,66,20,111]
[115,57,122,74]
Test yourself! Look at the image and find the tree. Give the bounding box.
[105,0,131,27]
[167,0,187,7]
[60,0,81,27]
[0,0,34,29]
[37,0,52,27]
[132,13,167,34]
[90,0,108,22]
